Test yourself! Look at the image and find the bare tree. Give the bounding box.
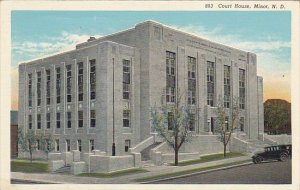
[215,97,240,157]
[18,127,37,163]
[150,96,194,166]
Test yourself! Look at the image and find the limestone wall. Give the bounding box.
[89,155,135,173]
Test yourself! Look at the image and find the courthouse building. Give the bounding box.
[19,20,264,158]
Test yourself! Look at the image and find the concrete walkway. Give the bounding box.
[11,156,251,184]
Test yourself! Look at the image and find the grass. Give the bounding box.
[11,160,49,173]
[135,160,251,182]
[170,152,245,166]
[14,158,47,162]
[77,168,148,178]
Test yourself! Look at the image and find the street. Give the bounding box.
[11,179,52,184]
[152,160,291,184]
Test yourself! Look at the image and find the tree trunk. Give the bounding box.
[30,150,33,163]
[224,144,226,158]
[174,135,178,166]
[223,135,227,158]
[175,148,179,166]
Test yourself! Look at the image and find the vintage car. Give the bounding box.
[252,144,292,164]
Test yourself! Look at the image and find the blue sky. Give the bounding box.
[11,11,291,109]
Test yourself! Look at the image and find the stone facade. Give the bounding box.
[18,20,264,158]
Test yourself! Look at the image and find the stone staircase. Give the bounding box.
[52,165,71,174]
[246,139,269,153]
[233,133,272,153]
[139,142,162,167]
[140,142,162,161]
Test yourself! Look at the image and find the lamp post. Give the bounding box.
[112,58,116,156]
[88,140,91,173]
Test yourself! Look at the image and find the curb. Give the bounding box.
[140,161,253,184]
[11,178,62,184]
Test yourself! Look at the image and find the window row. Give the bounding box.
[28,109,131,129]
[36,139,131,153]
[28,110,96,129]
[206,62,246,109]
[165,51,246,109]
[27,59,96,107]
[49,139,95,152]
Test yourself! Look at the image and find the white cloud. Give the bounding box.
[13,32,102,60]
[171,25,290,52]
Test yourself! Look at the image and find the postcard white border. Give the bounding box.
[0,1,299,190]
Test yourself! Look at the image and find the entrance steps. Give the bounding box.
[52,165,71,174]
[232,133,271,153]
[140,142,162,161]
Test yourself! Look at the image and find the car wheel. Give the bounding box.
[279,153,288,162]
[254,157,262,164]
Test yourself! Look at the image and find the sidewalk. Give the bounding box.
[11,156,251,184]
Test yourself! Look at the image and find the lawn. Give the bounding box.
[170,152,245,166]
[136,160,251,182]
[78,168,148,178]
[11,160,49,173]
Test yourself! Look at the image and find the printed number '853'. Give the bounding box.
[205,4,213,8]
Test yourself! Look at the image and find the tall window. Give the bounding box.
[90,140,94,151]
[77,140,82,152]
[78,111,83,128]
[125,140,131,152]
[67,112,72,128]
[37,72,41,106]
[66,140,71,152]
[55,139,60,152]
[90,110,96,128]
[37,114,41,129]
[240,117,245,132]
[28,115,32,129]
[56,67,61,104]
[189,114,195,131]
[90,59,96,100]
[207,61,215,106]
[46,70,51,105]
[78,62,83,101]
[224,65,231,108]
[123,59,130,100]
[188,56,196,105]
[166,51,176,103]
[36,140,40,150]
[28,74,32,107]
[46,113,51,129]
[56,112,60,128]
[66,65,72,102]
[123,110,130,127]
[239,69,246,109]
[168,112,174,130]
